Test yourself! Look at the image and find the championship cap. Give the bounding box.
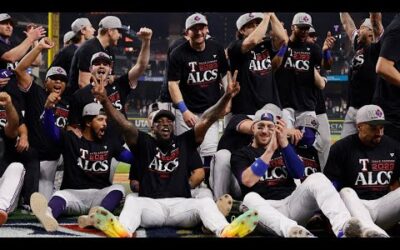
[356,105,390,125]
[360,18,372,30]
[309,27,316,34]
[0,13,12,23]
[292,12,313,28]
[99,16,123,30]
[82,103,105,117]
[71,18,92,33]
[253,103,282,124]
[236,12,264,31]
[90,52,112,65]
[63,31,75,44]
[152,110,175,125]
[45,67,68,82]
[294,114,319,131]
[185,13,208,30]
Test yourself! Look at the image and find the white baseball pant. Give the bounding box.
[0,163,25,213]
[340,106,358,139]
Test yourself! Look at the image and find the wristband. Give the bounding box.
[177,101,188,113]
[250,158,269,177]
[323,50,332,61]
[277,44,288,57]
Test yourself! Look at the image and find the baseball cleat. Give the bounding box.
[288,225,316,238]
[30,192,59,232]
[78,206,101,228]
[220,209,259,238]
[216,194,233,217]
[0,209,8,225]
[362,228,390,238]
[92,207,131,238]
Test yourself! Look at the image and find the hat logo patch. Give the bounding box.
[194,16,200,21]
[302,16,309,22]
[249,13,254,18]
[56,68,64,74]
[375,109,383,118]
[261,112,274,122]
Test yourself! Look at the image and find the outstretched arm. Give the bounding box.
[339,12,357,42]
[127,27,153,88]
[241,13,271,53]
[194,70,240,144]
[376,57,400,87]
[15,38,54,91]
[92,74,139,147]
[370,12,384,42]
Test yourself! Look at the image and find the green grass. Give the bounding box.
[116,162,130,173]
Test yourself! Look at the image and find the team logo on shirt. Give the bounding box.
[355,158,394,187]
[0,110,7,128]
[283,49,311,72]
[351,48,365,69]
[187,60,219,87]
[259,156,289,185]
[148,147,180,178]
[249,50,272,75]
[54,106,69,128]
[77,148,110,173]
[107,91,122,110]
[300,156,320,177]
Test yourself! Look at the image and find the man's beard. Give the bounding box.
[91,129,103,142]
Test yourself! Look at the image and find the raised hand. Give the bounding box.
[226,70,240,98]
[323,31,336,51]
[183,110,198,128]
[25,25,46,42]
[91,72,108,103]
[275,119,289,148]
[136,27,153,42]
[38,37,55,50]
[266,128,279,153]
[0,92,12,106]
[44,92,61,109]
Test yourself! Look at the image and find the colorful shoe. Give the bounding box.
[220,209,259,238]
[78,206,101,228]
[216,194,233,217]
[0,209,8,225]
[340,217,362,238]
[92,207,131,238]
[288,225,316,238]
[30,192,59,232]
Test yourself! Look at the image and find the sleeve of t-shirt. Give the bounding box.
[187,150,203,173]
[0,42,10,59]
[114,73,131,101]
[179,129,200,149]
[129,131,150,180]
[323,141,345,182]
[226,114,249,132]
[77,47,91,73]
[167,48,182,81]
[230,148,251,185]
[218,45,229,75]
[379,32,400,63]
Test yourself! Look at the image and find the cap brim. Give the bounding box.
[186,22,208,30]
[47,74,68,83]
[153,111,175,123]
[91,57,112,65]
[366,120,391,126]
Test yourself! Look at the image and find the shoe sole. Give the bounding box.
[216,194,233,217]
[288,226,315,238]
[220,209,259,238]
[30,192,58,232]
[0,210,8,225]
[93,207,130,238]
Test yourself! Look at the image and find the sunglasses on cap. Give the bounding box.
[48,75,67,82]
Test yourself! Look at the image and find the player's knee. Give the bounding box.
[304,173,330,188]
[110,184,126,196]
[243,192,261,204]
[196,197,215,210]
[8,162,25,173]
[214,150,231,171]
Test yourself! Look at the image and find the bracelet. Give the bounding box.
[177,101,188,113]
[323,50,332,61]
[277,44,288,57]
[250,158,269,177]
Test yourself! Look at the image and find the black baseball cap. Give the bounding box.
[152,110,175,124]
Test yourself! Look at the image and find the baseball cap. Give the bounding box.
[294,115,319,131]
[0,13,12,23]
[71,17,92,33]
[90,52,112,65]
[253,103,282,124]
[236,12,264,31]
[292,12,313,28]
[82,103,105,117]
[356,105,390,125]
[185,13,208,30]
[45,67,68,82]
[152,110,175,125]
[360,18,372,30]
[98,16,123,30]
[309,27,316,34]
[63,31,75,44]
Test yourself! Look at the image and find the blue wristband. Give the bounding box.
[250,158,269,177]
[177,101,188,113]
[277,44,288,57]
[323,50,332,61]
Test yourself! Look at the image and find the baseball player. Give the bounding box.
[50,17,96,82]
[0,92,25,225]
[324,104,400,237]
[230,108,377,237]
[227,12,287,115]
[86,70,260,238]
[168,13,229,184]
[275,12,334,130]
[62,31,75,47]
[340,13,383,138]
[375,14,400,143]
[15,38,70,201]
[30,101,132,232]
